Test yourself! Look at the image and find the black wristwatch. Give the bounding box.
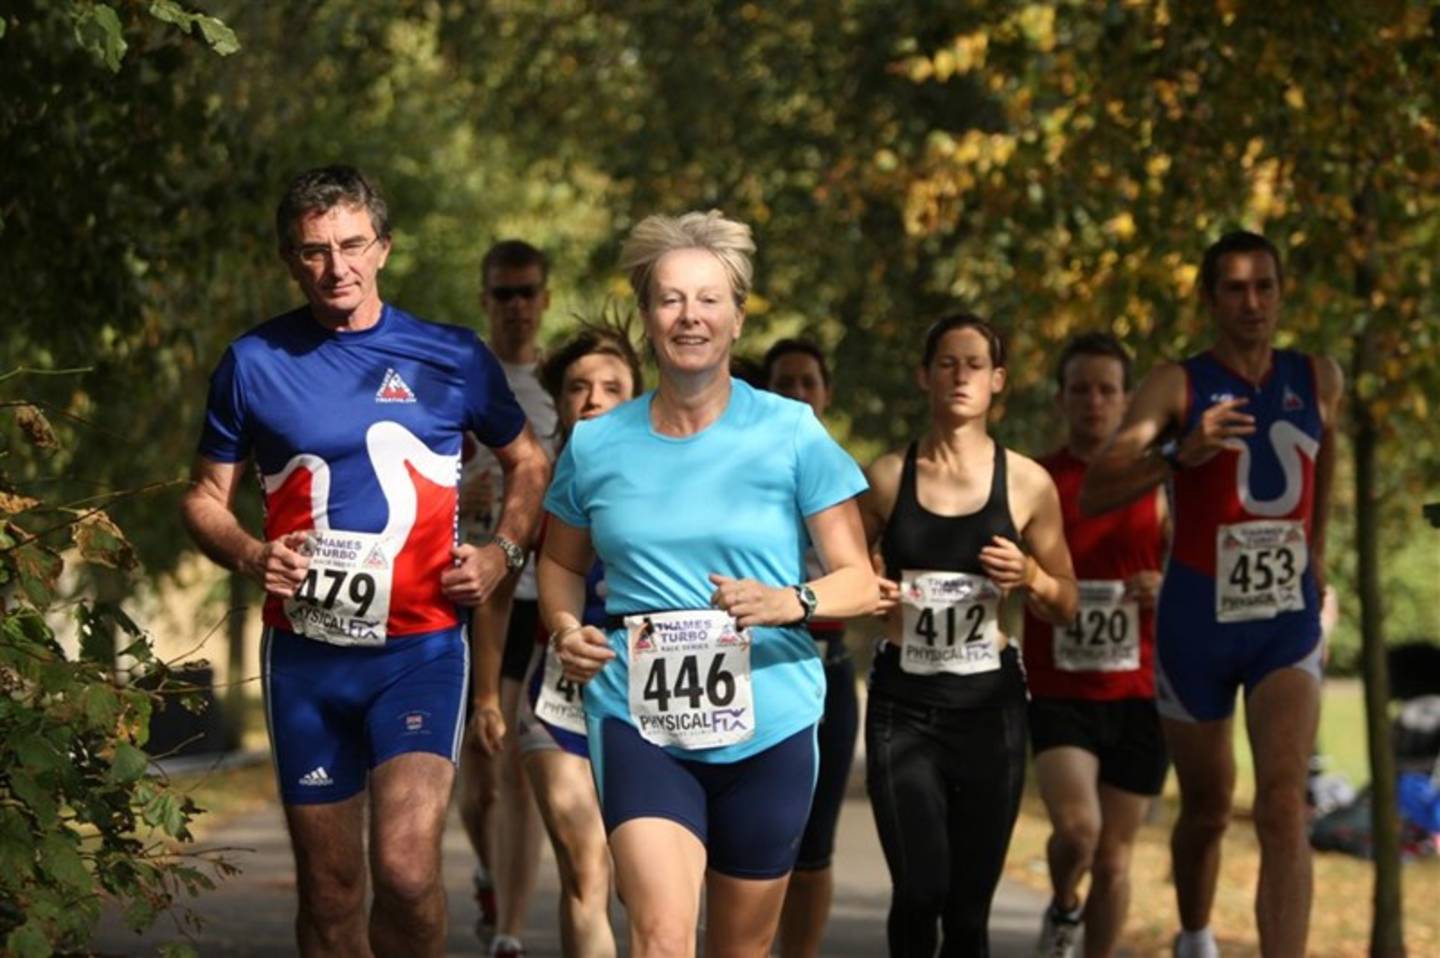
[792,584,818,623]
[492,534,526,572]
[1159,438,1185,472]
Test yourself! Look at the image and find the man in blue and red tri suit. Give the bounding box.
[180,165,550,958]
[1081,231,1343,958]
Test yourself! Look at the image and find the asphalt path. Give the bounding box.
[92,791,1048,956]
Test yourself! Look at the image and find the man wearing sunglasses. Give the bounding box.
[181,166,551,957]
[457,240,560,958]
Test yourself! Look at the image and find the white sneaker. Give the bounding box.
[1034,901,1083,958]
[1173,927,1220,958]
[489,934,525,958]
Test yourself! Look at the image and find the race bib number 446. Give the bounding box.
[627,611,754,750]
[899,570,1002,676]
[284,530,393,647]
[1216,520,1308,623]
[1053,580,1140,672]
[534,646,587,735]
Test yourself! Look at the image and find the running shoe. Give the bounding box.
[1033,900,1082,958]
[489,933,526,958]
[1172,927,1221,958]
[473,865,497,942]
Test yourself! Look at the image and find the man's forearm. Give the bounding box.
[470,573,517,708]
[492,455,550,551]
[180,491,261,580]
[1079,448,1169,517]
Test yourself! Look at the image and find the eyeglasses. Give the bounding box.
[292,235,382,267]
[487,284,543,303]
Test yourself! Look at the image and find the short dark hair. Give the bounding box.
[275,165,390,250]
[482,240,549,285]
[1055,332,1132,391]
[1199,230,1283,299]
[539,313,645,430]
[762,338,831,387]
[922,313,1007,368]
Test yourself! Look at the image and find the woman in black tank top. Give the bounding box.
[859,314,1078,957]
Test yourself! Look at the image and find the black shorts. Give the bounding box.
[794,651,858,871]
[499,598,540,683]
[1028,696,1169,797]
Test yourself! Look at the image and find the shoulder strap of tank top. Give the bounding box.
[899,440,920,508]
[985,441,1008,514]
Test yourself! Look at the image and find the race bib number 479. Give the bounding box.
[627,610,754,750]
[1215,520,1308,623]
[899,570,1002,676]
[284,530,393,647]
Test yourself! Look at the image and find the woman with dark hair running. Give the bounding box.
[859,314,1078,957]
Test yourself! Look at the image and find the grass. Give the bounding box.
[1004,679,1440,956]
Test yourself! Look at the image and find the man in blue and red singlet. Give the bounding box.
[1081,232,1342,958]
[1025,333,1168,958]
[180,165,550,957]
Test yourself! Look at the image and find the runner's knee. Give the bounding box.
[1089,840,1133,888]
[1252,780,1307,843]
[372,850,441,906]
[1052,809,1101,861]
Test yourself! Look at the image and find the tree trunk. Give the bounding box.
[1351,247,1406,957]
[222,569,250,752]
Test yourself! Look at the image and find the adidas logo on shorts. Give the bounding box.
[299,766,333,787]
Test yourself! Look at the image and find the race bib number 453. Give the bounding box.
[284,530,393,647]
[899,570,1002,676]
[1216,520,1308,623]
[627,610,754,750]
[1053,580,1140,672]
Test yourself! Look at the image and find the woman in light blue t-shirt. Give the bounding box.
[538,211,877,957]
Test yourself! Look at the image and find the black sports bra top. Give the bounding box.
[872,440,1026,709]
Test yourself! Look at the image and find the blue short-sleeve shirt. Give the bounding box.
[544,379,867,762]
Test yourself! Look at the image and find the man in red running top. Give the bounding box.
[1081,232,1343,958]
[1026,333,1168,958]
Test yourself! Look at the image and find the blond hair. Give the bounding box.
[618,210,756,310]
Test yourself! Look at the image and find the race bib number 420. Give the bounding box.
[284,530,393,646]
[627,610,754,750]
[1215,520,1308,623]
[899,570,1002,676]
[1053,580,1140,672]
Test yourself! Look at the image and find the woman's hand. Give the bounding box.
[708,574,803,628]
[1124,570,1163,609]
[874,576,901,617]
[979,535,1034,594]
[554,625,614,683]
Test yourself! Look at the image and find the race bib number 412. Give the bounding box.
[1215,520,1308,623]
[899,570,1002,676]
[284,530,393,647]
[627,610,754,750]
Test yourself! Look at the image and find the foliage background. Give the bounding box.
[5,0,1433,671]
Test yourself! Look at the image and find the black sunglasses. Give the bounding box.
[488,284,543,302]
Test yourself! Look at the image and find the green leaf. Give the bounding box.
[39,832,90,892]
[15,736,64,775]
[109,742,149,783]
[74,4,128,72]
[160,943,200,958]
[122,894,158,932]
[73,510,138,571]
[80,682,121,731]
[5,921,52,958]
[196,16,240,56]
[147,0,192,28]
[10,771,58,827]
[13,542,63,609]
[0,808,36,884]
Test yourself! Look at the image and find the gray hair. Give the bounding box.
[618,210,756,310]
[275,165,391,250]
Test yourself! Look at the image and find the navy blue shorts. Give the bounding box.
[1155,563,1322,722]
[263,625,468,805]
[592,718,817,879]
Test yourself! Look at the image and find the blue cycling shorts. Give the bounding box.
[263,625,468,805]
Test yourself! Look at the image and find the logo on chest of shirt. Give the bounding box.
[1283,385,1305,412]
[376,368,417,403]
